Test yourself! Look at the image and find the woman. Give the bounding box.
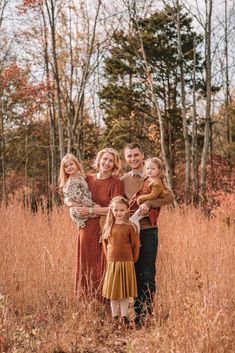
[74,148,123,298]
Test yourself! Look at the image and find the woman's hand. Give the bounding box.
[75,204,101,216]
[75,206,90,216]
[138,203,150,216]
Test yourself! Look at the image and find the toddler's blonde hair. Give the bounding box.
[58,153,83,187]
[145,157,169,190]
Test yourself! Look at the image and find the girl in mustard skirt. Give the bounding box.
[102,196,140,324]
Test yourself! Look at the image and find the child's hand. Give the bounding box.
[138,203,150,216]
[64,197,72,207]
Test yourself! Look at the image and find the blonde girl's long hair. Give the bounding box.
[101,196,130,240]
[58,153,83,187]
[93,148,121,177]
[145,157,169,190]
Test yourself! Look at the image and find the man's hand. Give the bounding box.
[138,203,150,216]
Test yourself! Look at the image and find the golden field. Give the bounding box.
[0,201,234,353]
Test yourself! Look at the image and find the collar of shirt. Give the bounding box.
[130,170,144,178]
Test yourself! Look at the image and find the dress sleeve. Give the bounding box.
[144,192,174,208]
[66,177,91,205]
[102,239,108,259]
[137,181,163,204]
[63,179,80,200]
[129,225,140,263]
[110,177,124,199]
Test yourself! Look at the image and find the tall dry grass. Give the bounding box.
[0,201,234,353]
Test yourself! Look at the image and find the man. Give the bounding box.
[121,143,173,328]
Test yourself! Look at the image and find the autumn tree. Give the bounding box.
[0,63,49,200]
[16,0,105,201]
[0,0,13,202]
[99,5,203,192]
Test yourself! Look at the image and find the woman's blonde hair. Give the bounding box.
[93,148,121,177]
[101,196,130,240]
[145,157,169,190]
[58,153,83,187]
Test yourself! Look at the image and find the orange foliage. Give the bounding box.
[17,0,43,14]
[0,62,49,119]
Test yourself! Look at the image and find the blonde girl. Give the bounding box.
[59,153,96,228]
[129,157,171,231]
[102,196,140,325]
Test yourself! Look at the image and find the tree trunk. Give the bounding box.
[41,4,57,202]
[25,125,29,187]
[200,0,213,201]
[166,73,174,186]
[0,0,12,203]
[191,39,199,204]
[0,99,6,203]
[176,2,191,203]
[45,0,65,159]
[224,0,230,147]
[135,20,175,199]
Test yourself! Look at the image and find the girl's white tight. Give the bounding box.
[111,298,129,317]
[129,211,142,233]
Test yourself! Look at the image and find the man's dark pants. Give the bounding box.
[134,227,158,320]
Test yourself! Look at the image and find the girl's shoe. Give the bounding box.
[112,316,119,328]
[134,316,143,330]
[121,316,130,328]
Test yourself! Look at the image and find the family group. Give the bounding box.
[58,143,173,329]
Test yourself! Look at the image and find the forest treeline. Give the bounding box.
[0,0,234,209]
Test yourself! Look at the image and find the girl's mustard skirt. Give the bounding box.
[102,261,137,300]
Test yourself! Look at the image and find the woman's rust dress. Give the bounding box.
[75,174,123,298]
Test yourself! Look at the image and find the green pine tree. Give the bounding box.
[98,6,203,162]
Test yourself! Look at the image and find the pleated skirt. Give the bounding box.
[102,261,137,300]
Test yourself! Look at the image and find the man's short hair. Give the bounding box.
[124,143,143,153]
